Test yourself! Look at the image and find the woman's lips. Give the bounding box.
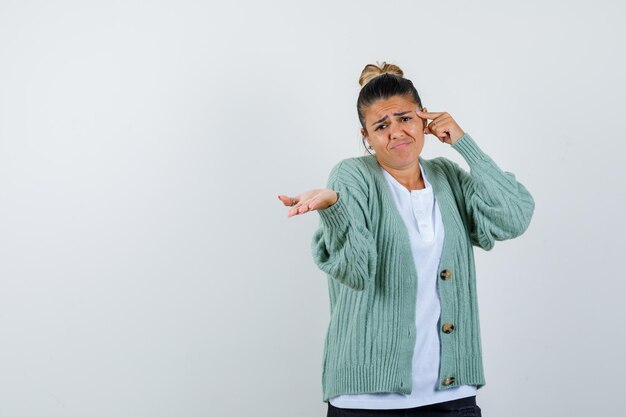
[392,141,412,149]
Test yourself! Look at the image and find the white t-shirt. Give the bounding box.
[329,163,477,410]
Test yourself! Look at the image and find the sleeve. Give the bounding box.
[310,160,377,291]
[448,132,535,251]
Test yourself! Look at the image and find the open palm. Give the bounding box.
[277,189,338,218]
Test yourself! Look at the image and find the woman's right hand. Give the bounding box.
[277,189,339,218]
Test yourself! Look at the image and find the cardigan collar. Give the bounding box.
[360,154,443,202]
[360,154,453,261]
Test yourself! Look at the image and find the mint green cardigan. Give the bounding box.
[311,132,535,402]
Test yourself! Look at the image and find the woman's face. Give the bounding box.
[361,95,426,170]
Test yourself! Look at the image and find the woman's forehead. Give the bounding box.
[366,96,416,120]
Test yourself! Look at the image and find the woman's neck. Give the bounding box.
[379,159,424,191]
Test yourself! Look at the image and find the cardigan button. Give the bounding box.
[440,269,452,280]
[443,376,456,386]
[442,323,455,334]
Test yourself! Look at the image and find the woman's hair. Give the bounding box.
[357,62,423,136]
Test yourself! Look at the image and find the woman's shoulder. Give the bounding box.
[326,155,379,188]
[421,155,464,178]
[328,155,378,176]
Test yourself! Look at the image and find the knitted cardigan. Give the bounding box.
[311,132,535,402]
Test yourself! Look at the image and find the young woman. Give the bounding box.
[278,62,535,417]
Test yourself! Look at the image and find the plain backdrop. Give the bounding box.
[1,1,625,416]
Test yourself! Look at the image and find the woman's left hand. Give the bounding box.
[416,109,465,145]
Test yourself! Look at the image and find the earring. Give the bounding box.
[362,136,374,150]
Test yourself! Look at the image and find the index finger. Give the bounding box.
[415,110,445,120]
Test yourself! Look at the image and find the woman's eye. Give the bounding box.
[375,124,387,131]
[401,116,412,122]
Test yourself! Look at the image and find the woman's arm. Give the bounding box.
[447,133,535,250]
[309,161,377,291]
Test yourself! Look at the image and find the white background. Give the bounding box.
[1,1,625,416]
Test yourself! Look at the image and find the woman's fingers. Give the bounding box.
[279,194,310,217]
[427,119,450,137]
[416,110,452,126]
[417,110,447,135]
[416,110,464,144]
[288,199,311,217]
[278,194,299,207]
[307,195,322,211]
[431,125,451,143]
[281,189,337,217]
[287,204,300,217]
[288,194,324,217]
[416,110,445,121]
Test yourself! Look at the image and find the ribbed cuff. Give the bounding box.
[451,133,488,165]
[317,194,349,230]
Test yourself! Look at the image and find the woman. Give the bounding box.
[278,62,535,416]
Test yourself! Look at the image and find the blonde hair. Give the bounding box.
[358,61,404,87]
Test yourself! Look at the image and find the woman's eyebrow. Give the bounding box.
[371,111,412,126]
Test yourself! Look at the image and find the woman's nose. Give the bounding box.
[388,122,405,139]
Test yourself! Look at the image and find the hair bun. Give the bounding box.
[359,61,404,87]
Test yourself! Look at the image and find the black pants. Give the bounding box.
[327,395,482,417]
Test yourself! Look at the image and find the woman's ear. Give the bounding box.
[360,127,367,138]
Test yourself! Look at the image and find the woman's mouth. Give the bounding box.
[392,140,412,149]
